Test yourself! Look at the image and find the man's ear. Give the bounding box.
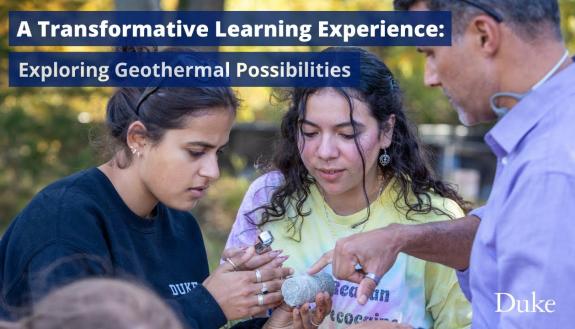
[468,15,502,57]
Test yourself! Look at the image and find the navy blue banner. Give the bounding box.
[9,51,360,87]
[9,11,451,46]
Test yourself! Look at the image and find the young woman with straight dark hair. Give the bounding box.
[0,79,326,328]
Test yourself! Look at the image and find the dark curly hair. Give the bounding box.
[249,47,469,241]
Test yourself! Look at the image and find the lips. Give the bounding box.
[187,186,208,198]
[316,168,345,182]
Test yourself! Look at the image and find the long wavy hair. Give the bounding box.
[249,47,469,241]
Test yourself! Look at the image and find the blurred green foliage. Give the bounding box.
[0,89,107,220]
[0,0,115,225]
[1,1,575,273]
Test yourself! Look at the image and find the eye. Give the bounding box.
[340,133,357,140]
[188,150,205,158]
[339,128,360,140]
[302,131,318,138]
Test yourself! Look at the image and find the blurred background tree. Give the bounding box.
[1,0,574,269]
[0,0,114,227]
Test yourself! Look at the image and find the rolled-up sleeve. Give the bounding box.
[456,267,472,302]
[469,206,485,221]
[455,206,484,303]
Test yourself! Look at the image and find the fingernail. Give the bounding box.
[270,249,283,257]
[358,295,367,305]
[276,255,289,262]
[289,268,295,274]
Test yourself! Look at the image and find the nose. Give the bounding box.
[424,60,441,87]
[198,154,220,181]
[317,134,338,161]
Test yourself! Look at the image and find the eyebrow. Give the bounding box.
[300,119,366,129]
[185,141,229,150]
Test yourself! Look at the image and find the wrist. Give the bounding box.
[386,223,410,255]
[264,305,293,329]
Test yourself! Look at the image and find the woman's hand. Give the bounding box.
[264,292,332,329]
[204,247,294,320]
[222,246,289,271]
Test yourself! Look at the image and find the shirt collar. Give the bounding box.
[485,57,575,157]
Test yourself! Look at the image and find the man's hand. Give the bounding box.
[308,224,403,305]
[308,216,479,305]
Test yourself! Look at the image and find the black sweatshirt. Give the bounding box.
[0,168,226,329]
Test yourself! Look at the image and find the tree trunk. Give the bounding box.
[178,0,224,11]
[178,0,224,51]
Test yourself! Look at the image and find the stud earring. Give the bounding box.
[379,149,391,167]
[130,146,142,158]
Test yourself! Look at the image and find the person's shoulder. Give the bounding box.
[429,194,465,219]
[407,192,465,224]
[41,167,102,193]
[522,81,575,173]
[46,168,111,219]
[386,179,465,223]
[12,168,102,219]
[246,171,285,199]
[4,169,109,249]
[516,116,575,179]
[251,171,285,188]
[0,169,110,278]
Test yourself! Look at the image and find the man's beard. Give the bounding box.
[456,106,474,126]
[444,92,472,126]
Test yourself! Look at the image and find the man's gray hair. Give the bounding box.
[393,0,561,40]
